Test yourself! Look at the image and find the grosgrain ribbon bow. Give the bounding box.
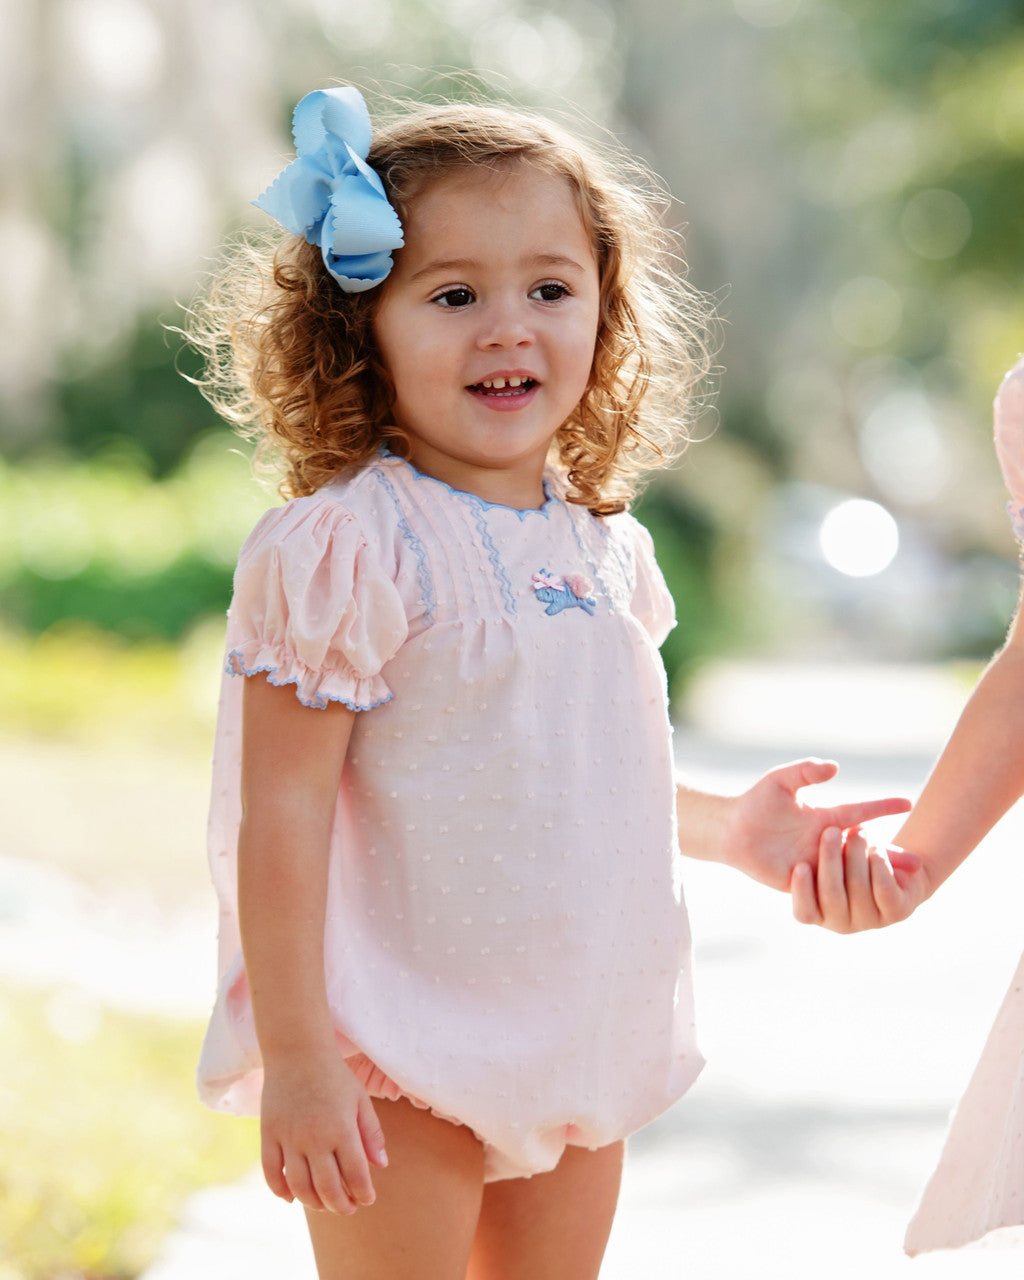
[253,87,404,293]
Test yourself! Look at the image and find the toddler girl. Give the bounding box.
[193,86,911,1279]
[791,356,1024,1255]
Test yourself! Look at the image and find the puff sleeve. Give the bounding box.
[224,494,408,710]
[629,519,677,649]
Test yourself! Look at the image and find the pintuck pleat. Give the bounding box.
[198,453,703,1180]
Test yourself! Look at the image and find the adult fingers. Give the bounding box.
[791,862,822,926]
[827,795,912,828]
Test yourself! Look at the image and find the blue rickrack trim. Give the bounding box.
[372,467,437,625]
[469,501,517,616]
[225,649,394,712]
[1008,500,1024,542]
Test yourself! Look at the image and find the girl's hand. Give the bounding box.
[791,826,931,932]
[726,758,912,891]
[260,1048,388,1214]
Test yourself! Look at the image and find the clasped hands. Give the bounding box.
[724,757,928,933]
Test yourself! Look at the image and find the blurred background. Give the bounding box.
[3,1,1024,1277]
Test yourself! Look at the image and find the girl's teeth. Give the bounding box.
[481,376,526,390]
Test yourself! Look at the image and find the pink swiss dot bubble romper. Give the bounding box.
[197,452,704,1181]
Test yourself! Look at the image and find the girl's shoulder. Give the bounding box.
[239,458,397,563]
[594,506,660,561]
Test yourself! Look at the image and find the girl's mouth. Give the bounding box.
[467,376,538,398]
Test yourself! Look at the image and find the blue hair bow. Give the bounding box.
[254,87,404,293]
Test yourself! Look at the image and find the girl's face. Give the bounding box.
[372,163,601,508]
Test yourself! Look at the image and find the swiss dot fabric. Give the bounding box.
[197,453,703,1180]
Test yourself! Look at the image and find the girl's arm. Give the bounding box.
[238,676,388,1213]
[675,758,914,891]
[792,582,1024,931]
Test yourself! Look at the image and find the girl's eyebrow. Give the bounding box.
[408,252,589,282]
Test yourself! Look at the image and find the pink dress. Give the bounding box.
[197,453,704,1180]
[904,364,1024,1253]
[904,956,1024,1253]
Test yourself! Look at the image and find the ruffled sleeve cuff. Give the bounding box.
[225,495,409,710]
[224,642,395,711]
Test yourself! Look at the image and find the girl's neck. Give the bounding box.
[396,443,549,512]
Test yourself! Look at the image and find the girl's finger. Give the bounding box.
[887,846,921,874]
[261,1139,294,1203]
[791,862,822,925]
[357,1094,389,1170]
[827,795,912,827]
[815,826,851,931]
[307,1152,358,1215]
[771,758,838,794]
[283,1155,327,1213]
[868,850,908,923]
[335,1138,376,1208]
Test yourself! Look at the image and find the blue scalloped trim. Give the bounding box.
[1008,501,1024,542]
[373,467,437,625]
[384,450,555,520]
[225,650,394,712]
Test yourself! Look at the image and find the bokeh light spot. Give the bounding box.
[819,499,899,577]
[900,188,971,260]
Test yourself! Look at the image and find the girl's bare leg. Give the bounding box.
[304,1097,485,1280]
[467,1140,625,1280]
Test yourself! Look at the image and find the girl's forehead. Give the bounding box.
[398,165,595,261]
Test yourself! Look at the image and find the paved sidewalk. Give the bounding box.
[6,662,1024,1278]
[140,662,1024,1278]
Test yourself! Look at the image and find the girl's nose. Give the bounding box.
[476,298,534,349]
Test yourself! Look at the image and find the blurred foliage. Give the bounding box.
[0,433,264,644]
[55,319,221,476]
[0,987,256,1280]
[635,484,729,691]
[0,622,222,748]
[772,0,1024,387]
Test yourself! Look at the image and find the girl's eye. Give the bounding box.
[530,282,571,302]
[433,287,475,308]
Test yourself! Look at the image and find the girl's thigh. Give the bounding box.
[304,1097,486,1280]
[467,1139,625,1280]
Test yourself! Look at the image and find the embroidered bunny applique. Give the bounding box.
[531,569,597,616]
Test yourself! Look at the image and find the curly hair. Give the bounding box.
[187,95,716,515]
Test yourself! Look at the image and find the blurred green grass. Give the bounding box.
[0,437,263,1279]
[0,434,723,1280]
[0,988,257,1280]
